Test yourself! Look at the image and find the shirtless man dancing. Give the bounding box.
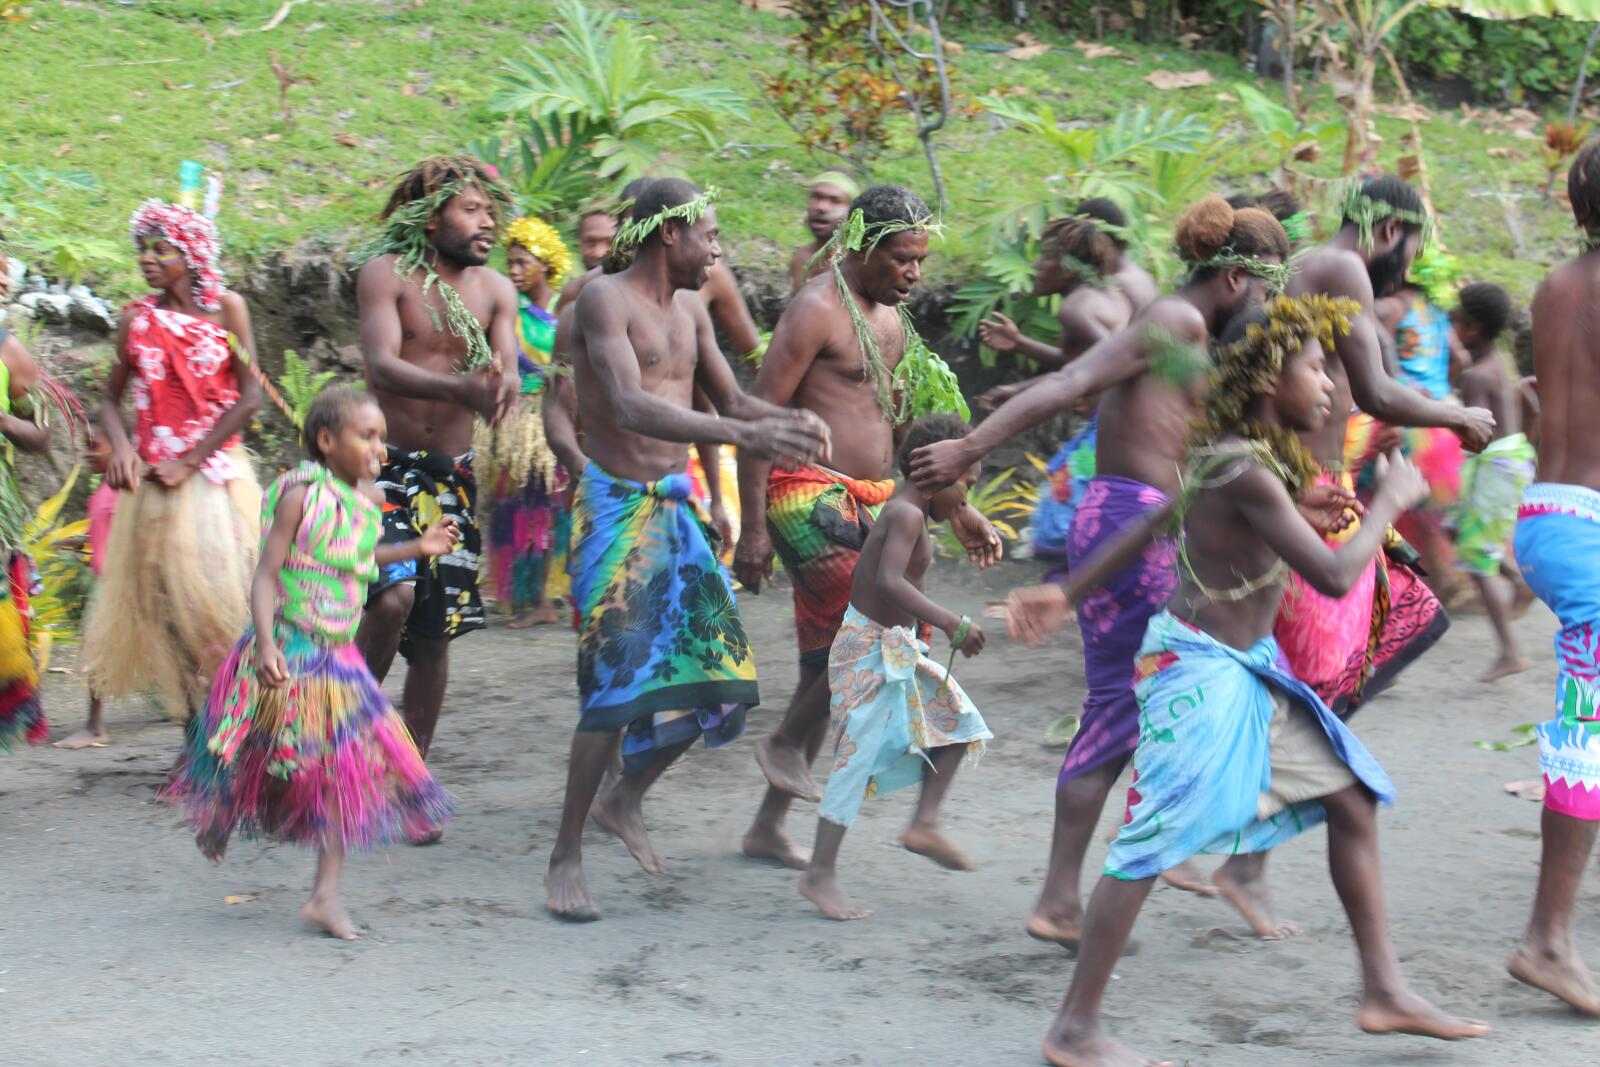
[733,183,1000,868]
[1504,138,1600,1016]
[547,178,830,921]
[911,197,1317,945]
[976,198,1157,410]
[353,157,519,792]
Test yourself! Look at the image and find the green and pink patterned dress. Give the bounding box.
[163,463,452,852]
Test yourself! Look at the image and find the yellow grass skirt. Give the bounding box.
[82,447,261,719]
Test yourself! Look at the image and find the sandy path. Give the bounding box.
[3,561,1595,1066]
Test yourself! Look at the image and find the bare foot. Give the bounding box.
[1025,908,1083,949]
[592,787,665,874]
[754,735,821,803]
[799,868,871,920]
[1357,989,1490,1039]
[1160,859,1217,896]
[302,894,358,940]
[546,854,601,922]
[52,726,109,749]
[1479,655,1531,683]
[1508,941,1600,1015]
[903,824,976,871]
[742,823,812,870]
[410,828,443,846]
[1042,1023,1172,1067]
[508,603,562,629]
[1212,862,1301,940]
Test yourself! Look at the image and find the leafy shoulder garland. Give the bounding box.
[808,208,969,423]
[350,179,508,372]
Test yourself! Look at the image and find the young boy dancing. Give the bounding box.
[1449,281,1536,682]
[800,414,991,921]
[1010,296,1488,1067]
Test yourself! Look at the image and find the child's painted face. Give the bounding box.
[928,461,980,522]
[1275,337,1335,433]
[318,401,387,484]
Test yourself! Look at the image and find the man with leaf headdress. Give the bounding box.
[732,183,1001,870]
[546,178,831,921]
[352,156,520,790]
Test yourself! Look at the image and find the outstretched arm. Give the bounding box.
[1235,451,1425,597]
[1331,264,1492,449]
[913,299,1198,490]
[356,259,495,418]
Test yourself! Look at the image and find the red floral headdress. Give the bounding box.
[129,199,224,311]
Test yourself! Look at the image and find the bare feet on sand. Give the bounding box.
[742,825,812,870]
[1159,859,1217,896]
[302,895,357,940]
[508,603,563,629]
[1042,1025,1172,1067]
[1212,863,1301,940]
[546,855,601,922]
[1479,655,1531,683]
[51,727,109,749]
[591,788,666,874]
[1357,989,1490,1039]
[1508,941,1600,1015]
[902,824,976,870]
[1025,908,1083,948]
[799,869,872,920]
[755,735,821,803]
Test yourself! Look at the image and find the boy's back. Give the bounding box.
[1531,254,1600,489]
[1457,349,1520,441]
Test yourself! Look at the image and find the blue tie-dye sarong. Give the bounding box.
[569,463,758,774]
[1105,611,1395,880]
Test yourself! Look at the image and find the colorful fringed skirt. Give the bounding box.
[0,554,43,751]
[162,621,453,854]
[485,462,572,611]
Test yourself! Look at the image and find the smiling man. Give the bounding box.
[352,156,520,789]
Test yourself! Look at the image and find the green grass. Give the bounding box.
[0,0,1584,303]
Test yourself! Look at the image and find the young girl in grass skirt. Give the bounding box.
[163,388,455,939]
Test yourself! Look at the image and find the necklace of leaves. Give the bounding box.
[807,208,968,423]
[350,180,499,372]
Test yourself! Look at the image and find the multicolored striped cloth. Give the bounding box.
[765,464,895,665]
[269,463,379,643]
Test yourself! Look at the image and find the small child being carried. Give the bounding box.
[163,387,457,940]
[800,414,992,921]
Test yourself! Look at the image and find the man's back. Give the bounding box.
[1531,253,1600,488]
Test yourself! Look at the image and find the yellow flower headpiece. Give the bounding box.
[504,216,573,288]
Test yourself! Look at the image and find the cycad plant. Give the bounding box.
[482,0,747,213]
[26,466,91,669]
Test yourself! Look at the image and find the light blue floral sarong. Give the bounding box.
[1105,611,1395,880]
[819,605,992,828]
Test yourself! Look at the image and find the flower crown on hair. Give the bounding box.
[129,199,225,311]
[504,216,573,289]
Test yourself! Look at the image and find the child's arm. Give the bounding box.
[1006,500,1176,646]
[874,505,985,656]
[251,483,309,688]
[1235,450,1427,597]
[373,516,460,566]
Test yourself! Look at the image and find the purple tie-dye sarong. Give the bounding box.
[1057,475,1177,787]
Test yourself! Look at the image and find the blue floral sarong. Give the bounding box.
[1105,611,1395,880]
[819,605,992,828]
[570,463,758,774]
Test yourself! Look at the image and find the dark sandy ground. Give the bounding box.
[3,560,1597,1066]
